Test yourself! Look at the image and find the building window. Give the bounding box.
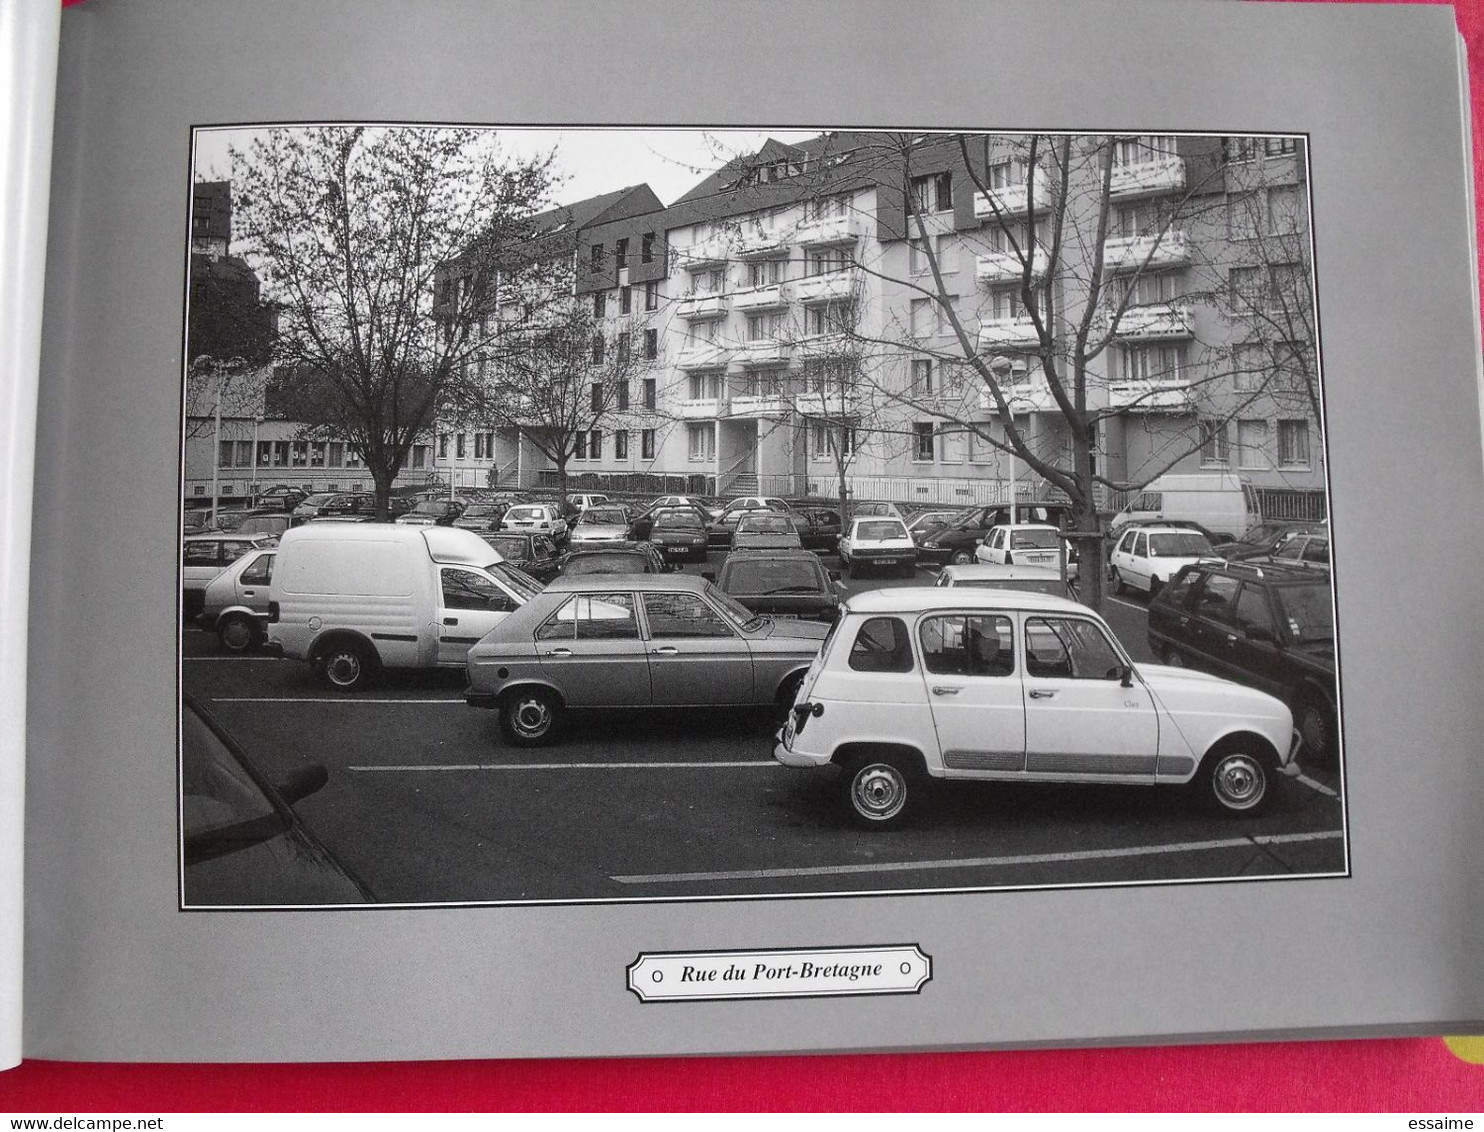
[455,433,466,459]
[1278,419,1310,466]
[438,434,448,459]
[310,442,326,467]
[1264,136,1298,157]
[1236,419,1269,469]
[641,232,655,264]
[910,171,952,214]
[911,359,934,396]
[620,285,632,314]
[1267,185,1302,235]
[987,158,1026,188]
[644,281,658,311]
[1230,266,1265,309]
[329,441,344,467]
[589,430,602,460]
[1114,135,1178,166]
[473,433,484,459]
[643,378,656,410]
[641,429,655,459]
[592,335,605,364]
[412,444,427,470]
[590,243,604,271]
[913,422,935,462]
[593,291,606,318]
[687,424,715,462]
[616,381,629,411]
[749,258,785,287]
[1223,137,1261,163]
[688,372,720,400]
[292,442,308,467]
[910,298,934,338]
[644,328,658,360]
[806,247,849,277]
[615,237,629,269]
[1232,343,1265,393]
[615,429,629,460]
[590,382,603,412]
[1120,343,1186,383]
[218,440,233,467]
[617,331,630,364]
[273,441,290,467]
[346,448,363,468]
[1200,421,1230,466]
[1129,271,1180,306]
[573,431,586,460]
[811,420,857,460]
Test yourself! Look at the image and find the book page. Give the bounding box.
[0,0,60,1072]
[26,0,1484,1061]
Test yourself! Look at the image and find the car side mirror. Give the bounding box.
[1118,664,1135,688]
[827,569,841,582]
[701,570,716,582]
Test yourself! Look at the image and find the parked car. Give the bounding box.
[975,523,1076,577]
[451,501,509,533]
[253,485,310,512]
[850,501,905,522]
[396,497,467,526]
[904,508,960,540]
[1221,520,1325,561]
[792,506,844,554]
[182,533,280,619]
[293,492,376,520]
[933,562,1078,601]
[1107,524,1216,597]
[1109,472,1259,544]
[838,517,917,578]
[231,513,298,540]
[1260,530,1330,569]
[732,512,805,552]
[559,543,667,576]
[648,508,710,563]
[715,496,793,523]
[649,494,713,517]
[774,587,1300,828]
[914,503,1073,566]
[1147,558,1337,765]
[633,498,716,539]
[568,505,634,547]
[201,548,276,653]
[464,573,829,746]
[712,549,844,624]
[182,509,220,534]
[182,697,372,905]
[500,503,570,545]
[479,531,564,584]
[268,524,540,691]
[565,493,612,514]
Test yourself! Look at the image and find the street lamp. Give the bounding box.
[251,412,264,503]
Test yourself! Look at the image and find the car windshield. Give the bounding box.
[704,581,766,631]
[485,562,542,599]
[413,500,450,515]
[857,520,908,540]
[462,504,501,518]
[565,552,649,575]
[722,558,823,594]
[960,578,1065,596]
[1148,532,1212,557]
[738,515,792,533]
[485,535,530,558]
[1237,522,1295,546]
[580,508,628,525]
[1009,529,1060,549]
[1274,583,1335,644]
[655,513,703,530]
[302,493,336,506]
[508,506,545,521]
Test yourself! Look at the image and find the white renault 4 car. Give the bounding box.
[774,588,1299,828]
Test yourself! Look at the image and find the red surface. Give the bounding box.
[9,0,1484,1113]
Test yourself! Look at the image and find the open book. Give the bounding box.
[5,0,1483,1068]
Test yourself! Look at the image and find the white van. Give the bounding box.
[1110,472,1259,543]
[268,524,541,691]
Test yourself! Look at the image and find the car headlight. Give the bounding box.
[922,540,941,549]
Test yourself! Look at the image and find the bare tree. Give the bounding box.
[229,126,554,516]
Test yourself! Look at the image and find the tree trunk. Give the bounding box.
[371,466,395,521]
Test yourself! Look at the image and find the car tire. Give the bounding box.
[1296,697,1337,768]
[950,550,973,566]
[499,687,561,747]
[320,640,378,693]
[1198,743,1275,817]
[1113,568,1129,596]
[842,751,917,830]
[217,613,259,655]
[773,672,805,725]
[1160,647,1185,668]
[1147,576,1163,599]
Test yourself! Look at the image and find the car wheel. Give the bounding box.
[320,640,377,693]
[950,550,973,566]
[1113,568,1129,596]
[839,556,852,579]
[1199,745,1273,816]
[842,751,916,830]
[773,672,805,724]
[1147,576,1163,598]
[1161,647,1185,668]
[217,613,259,654]
[1296,698,1337,768]
[500,688,561,747]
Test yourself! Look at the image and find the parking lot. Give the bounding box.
[182,551,1347,905]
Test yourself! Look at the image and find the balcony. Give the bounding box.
[798,332,851,360]
[1107,303,1194,340]
[1109,156,1186,198]
[733,282,791,312]
[973,178,1052,218]
[979,377,1055,413]
[675,342,730,371]
[794,213,866,247]
[794,391,847,416]
[795,270,859,305]
[1101,230,1190,272]
[678,396,727,419]
[1109,379,1195,412]
[977,315,1043,351]
[737,230,790,260]
[729,390,795,418]
[733,339,794,368]
[975,247,1051,284]
[672,235,730,270]
[676,293,730,321]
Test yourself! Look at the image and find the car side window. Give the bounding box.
[441,567,516,613]
[240,554,273,586]
[1233,585,1276,638]
[848,617,915,674]
[920,615,1015,677]
[1195,574,1241,623]
[1133,532,1148,558]
[535,536,554,557]
[1162,569,1199,608]
[1117,529,1136,554]
[642,592,733,639]
[183,542,219,567]
[1024,617,1125,680]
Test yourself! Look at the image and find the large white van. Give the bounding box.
[268,524,541,691]
[1110,472,1259,542]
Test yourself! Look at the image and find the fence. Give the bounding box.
[1254,487,1327,522]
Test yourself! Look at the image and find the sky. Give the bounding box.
[191,126,824,209]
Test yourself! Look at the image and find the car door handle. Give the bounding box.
[443,617,458,626]
[931,685,962,696]
[1028,689,1058,699]
[1225,633,1237,644]
[651,646,679,656]
[541,648,574,659]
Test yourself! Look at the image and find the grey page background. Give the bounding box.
[26,0,1484,1060]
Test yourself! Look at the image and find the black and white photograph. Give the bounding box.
[179,124,1345,908]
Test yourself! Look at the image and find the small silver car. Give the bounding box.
[464,573,829,746]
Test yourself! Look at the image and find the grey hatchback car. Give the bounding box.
[463,573,828,746]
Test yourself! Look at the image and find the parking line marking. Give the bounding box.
[211,696,465,704]
[185,657,282,662]
[1294,773,1339,797]
[610,829,1346,885]
[1106,596,1148,613]
[350,760,780,772]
